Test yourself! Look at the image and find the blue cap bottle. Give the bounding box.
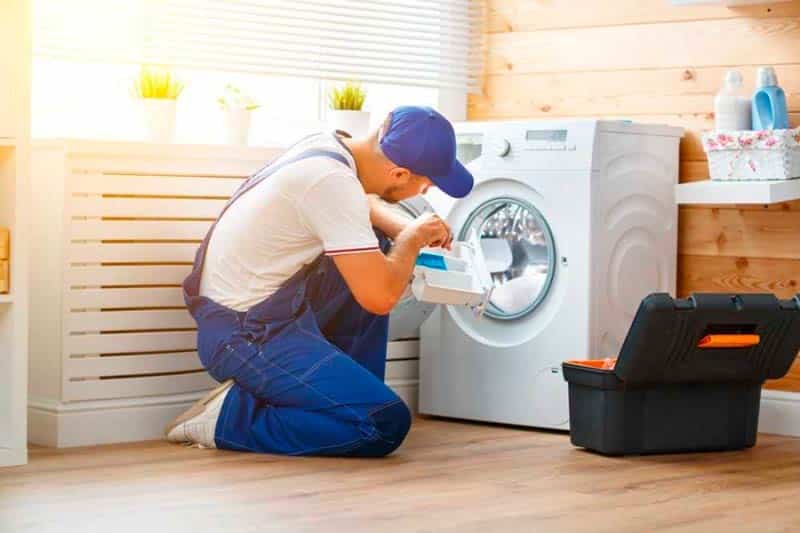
[752,66,789,130]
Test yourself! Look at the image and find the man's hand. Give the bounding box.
[404,212,453,250]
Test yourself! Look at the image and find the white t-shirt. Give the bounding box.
[199,133,379,311]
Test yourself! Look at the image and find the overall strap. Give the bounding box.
[224,148,350,215]
[183,148,351,300]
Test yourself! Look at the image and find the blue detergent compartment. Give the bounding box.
[415,252,448,271]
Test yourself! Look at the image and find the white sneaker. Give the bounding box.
[165,379,234,448]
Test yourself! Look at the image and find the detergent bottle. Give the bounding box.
[713,70,751,131]
[752,66,789,130]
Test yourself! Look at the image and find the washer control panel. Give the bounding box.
[453,120,600,170]
[477,122,596,170]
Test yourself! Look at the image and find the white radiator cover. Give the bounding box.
[29,140,419,448]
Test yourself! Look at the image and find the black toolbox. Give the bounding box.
[562,293,800,456]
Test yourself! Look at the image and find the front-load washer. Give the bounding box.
[419,119,683,430]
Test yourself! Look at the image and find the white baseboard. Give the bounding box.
[0,447,28,468]
[28,379,419,448]
[28,391,209,448]
[759,390,800,437]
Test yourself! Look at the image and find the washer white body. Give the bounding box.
[419,119,683,430]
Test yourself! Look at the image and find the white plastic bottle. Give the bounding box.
[714,70,752,131]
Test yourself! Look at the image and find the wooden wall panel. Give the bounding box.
[679,207,800,259]
[472,1,800,392]
[487,18,800,75]
[488,0,800,33]
[471,67,800,119]
[679,255,800,297]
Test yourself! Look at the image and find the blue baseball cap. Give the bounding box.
[380,106,474,198]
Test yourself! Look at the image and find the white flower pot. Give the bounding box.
[223,109,252,145]
[327,110,371,138]
[141,99,177,143]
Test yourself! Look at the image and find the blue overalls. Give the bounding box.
[183,148,412,457]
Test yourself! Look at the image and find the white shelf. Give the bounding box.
[0,138,16,148]
[0,294,12,304]
[675,179,800,205]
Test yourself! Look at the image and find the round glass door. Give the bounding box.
[459,197,556,320]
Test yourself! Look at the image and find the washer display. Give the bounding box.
[460,197,555,321]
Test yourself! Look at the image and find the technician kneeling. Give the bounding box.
[165,106,474,456]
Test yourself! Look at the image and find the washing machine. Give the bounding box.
[419,119,683,430]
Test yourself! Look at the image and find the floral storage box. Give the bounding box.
[702,128,800,181]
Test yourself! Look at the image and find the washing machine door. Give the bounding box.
[444,178,560,349]
[386,196,436,341]
[460,196,556,321]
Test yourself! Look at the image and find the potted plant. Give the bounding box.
[327,81,369,137]
[217,84,260,145]
[131,65,185,143]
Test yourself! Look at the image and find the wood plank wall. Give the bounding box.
[469,0,800,392]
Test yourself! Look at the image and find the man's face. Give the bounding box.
[381,170,433,203]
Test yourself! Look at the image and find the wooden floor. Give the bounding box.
[3,418,800,533]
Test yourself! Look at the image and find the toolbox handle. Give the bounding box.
[698,334,760,349]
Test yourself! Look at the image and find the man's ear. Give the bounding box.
[389,167,412,183]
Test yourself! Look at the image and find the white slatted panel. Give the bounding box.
[68,310,195,332]
[69,288,184,311]
[34,0,486,92]
[66,143,278,175]
[66,265,192,286]
[386,339,419,361]
[62,146,267,401]
[66,352,202,377]
[68,331,197,355]
[70,196,225,219]
[69,243,199,263]
[64,372,217,402]
[71,220,212,241]
[71,173,243,197]
[385,359,419,381]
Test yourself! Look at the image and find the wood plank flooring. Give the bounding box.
[2,418,800,532]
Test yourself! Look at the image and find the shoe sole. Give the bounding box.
[164,379,234,438]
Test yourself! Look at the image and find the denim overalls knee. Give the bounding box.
[183,148,412,457]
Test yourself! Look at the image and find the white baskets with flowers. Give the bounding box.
[702,128,800,181]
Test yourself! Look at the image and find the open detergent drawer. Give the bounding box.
[563,293,800,456]
[411,229,493,310]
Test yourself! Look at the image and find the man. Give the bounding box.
[165,106,473,457]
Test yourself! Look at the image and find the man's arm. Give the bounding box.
[367,195,411,240]
[333,213,449,315]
